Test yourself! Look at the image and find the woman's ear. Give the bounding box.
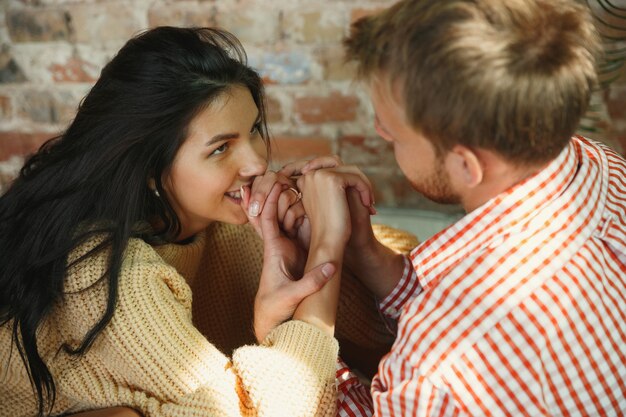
[147,177,161,198]
[446,145,483,189]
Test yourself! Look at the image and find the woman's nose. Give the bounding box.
[239,145,268,178]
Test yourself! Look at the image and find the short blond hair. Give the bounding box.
[345,0,601,165]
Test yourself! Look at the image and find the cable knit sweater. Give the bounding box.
[0,222,417,417]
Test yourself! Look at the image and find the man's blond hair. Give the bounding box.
[345,0,601,164]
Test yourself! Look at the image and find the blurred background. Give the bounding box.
[1,0,625,239]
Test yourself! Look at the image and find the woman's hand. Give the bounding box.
[283,156,380,263]
[243,156,345,254]
[243,171,307,239]
[251,183,336,342]
[278,155,375,250]
[243,170,308,276]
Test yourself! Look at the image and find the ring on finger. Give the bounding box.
[287,187,302,205]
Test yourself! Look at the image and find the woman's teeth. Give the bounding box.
[226,190,242,199]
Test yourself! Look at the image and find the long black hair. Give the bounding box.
[0,26,269,416]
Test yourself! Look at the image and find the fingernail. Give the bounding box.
[321,263,335,278]
[249,201,260,217]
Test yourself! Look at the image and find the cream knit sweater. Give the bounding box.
[0,222,417,417]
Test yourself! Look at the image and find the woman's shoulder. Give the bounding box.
[64,233,173,294]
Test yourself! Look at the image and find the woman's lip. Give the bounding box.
[224,194,242,204]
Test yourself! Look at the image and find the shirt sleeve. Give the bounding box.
[59,247,339,417]
[371,361,466,417]
[378,255,422,320]
[336,358,374,417]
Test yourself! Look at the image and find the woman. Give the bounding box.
[0,27,408,417]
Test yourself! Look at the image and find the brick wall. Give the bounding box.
[1,0,625,210]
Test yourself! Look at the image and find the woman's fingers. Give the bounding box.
[241,185,262,237]
[277,187,301,223]
[282,203,305,238]
[258,183,283,241]
[248,171,292,217]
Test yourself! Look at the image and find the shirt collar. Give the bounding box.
[410,136,604,289]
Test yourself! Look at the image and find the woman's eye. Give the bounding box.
[210,143,228,156]
[251,122,261,135]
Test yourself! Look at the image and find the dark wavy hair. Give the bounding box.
[0,26,269,416]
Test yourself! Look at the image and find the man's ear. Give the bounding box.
[446,145,483,188]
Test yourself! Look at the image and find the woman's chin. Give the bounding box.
[224,209,249,225]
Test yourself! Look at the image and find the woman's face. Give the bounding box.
[163,85,268,240]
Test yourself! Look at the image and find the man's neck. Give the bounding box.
[461,154,551,213]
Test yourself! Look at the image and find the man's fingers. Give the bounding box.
[279,155,343,177]
[279,159,312,178]
[300,155,342,174]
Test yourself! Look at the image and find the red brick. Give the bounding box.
[283,11,346,44]
[216,8,279,45]
[0,156,23,193]
[294,92,359,124]
[314,46,357,81]
[0,131,53,161]
[0,47,27,83]
[70,4,142,43]
[17,90,78,125]
[0,96,11,119]
[6,8,72,42]
[148,4,217,28]
[269,135,333,166]
[338,134,396,168]
[49,58,98,83]
[265,96,283,123]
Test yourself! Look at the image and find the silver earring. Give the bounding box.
[153,189,160,198]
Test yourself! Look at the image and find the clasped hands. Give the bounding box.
[241,156,378,341]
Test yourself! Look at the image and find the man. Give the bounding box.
[311,0,626,415]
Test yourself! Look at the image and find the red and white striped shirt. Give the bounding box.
[372,136,626,416]
[337,358,375,416]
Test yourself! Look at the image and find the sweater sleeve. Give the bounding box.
[57,241,338,417]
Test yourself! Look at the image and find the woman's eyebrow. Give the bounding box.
[205,133,239,146]
[205,111,260,146]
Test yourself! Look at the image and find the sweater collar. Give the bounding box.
[410,136,607,289]
[153,224,211,285]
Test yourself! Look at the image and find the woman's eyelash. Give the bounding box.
[251,122,262,134]
[210,143,228,156]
